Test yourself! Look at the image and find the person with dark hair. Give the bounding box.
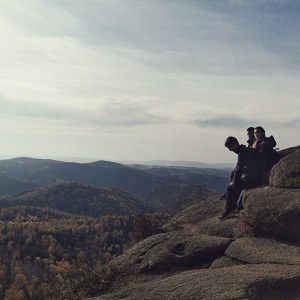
[252,126,279,170]
[219,127,256,200]
[218,136,266,220]
[246,127,255,148]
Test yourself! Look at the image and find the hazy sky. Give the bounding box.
[0,0,299,163]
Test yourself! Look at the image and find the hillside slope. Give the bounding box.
[145,184,219,213]
[0,182,146,217]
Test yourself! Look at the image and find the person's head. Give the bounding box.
[224,136,240,152]
[247,127,255,140]
[254,126,265,140]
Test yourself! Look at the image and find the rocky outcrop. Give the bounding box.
[90,265,300,300]
[242,186,300,242]
[270,148,300,188]
[88,145,300,300]
[165,198,225,230]
[165,199,240,238]
[110,231,232,273]
[277,145,300,158]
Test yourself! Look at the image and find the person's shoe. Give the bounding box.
[231,208,241,215]
[219,193,226,199]
[218,210,233,221]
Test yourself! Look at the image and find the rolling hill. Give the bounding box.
[0,182,147,217]
[0,157,230,198]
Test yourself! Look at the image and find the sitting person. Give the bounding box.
[219,126,255,200]
[218,136,266,220]
[252,126,279,170]
[235,126,280,207]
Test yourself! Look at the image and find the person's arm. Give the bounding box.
[232,151,246,184]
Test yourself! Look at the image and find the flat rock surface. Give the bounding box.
[226,237,300,264]
[165,199,225,230]
[191,215,240,239]
[165,198,243,239]
[90,264,300,300]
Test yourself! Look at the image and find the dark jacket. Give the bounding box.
[247,138,255,148]
[255,136,279,170]
[231,145,266,184]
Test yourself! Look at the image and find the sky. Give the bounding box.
[0,0,299,164]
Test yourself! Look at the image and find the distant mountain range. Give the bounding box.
[124,160,235,169]
[0,155,235,168]
[0,157,230,193]
[0,157,230,215]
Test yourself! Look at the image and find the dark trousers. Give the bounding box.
[225,178,260,212]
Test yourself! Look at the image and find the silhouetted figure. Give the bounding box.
[252,126,279,170]
[218,136,266,220]
[219,126,256,200]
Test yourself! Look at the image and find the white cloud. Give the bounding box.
[0,0,299,162]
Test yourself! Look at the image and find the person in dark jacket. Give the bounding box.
[246,127,255,148]
[219,126,255,200]
[252,126,279,170]
[218,136,266,220]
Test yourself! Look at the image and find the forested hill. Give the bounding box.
[0,182,147,217]
[145,184,219,213]
[0,182,220,216]
[0,157,230,197]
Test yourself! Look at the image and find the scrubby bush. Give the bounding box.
[132,213,167,242]
[39,260,123,300]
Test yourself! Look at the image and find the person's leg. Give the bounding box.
[218,184,241,220]
[219,178,259,220]
[236,189,245,210]
[225,184,241,213]
[235,178,260,210]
